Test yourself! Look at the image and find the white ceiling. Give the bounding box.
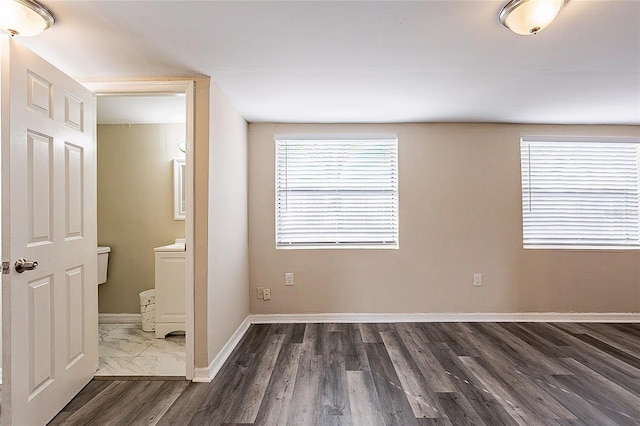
[18,0,640,124]
[97,94,186,125]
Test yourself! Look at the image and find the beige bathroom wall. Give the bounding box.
[249,123,640,315]
[206,83,250,367]
[98,123,185,313]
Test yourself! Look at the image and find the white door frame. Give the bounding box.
[83,79,196,380]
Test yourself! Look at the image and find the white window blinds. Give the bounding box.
[520,137,640,248]
[276,136,399,248]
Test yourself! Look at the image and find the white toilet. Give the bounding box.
[97,246,111,285]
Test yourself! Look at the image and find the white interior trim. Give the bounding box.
[193,316,252,383]
[98,313,142,324]
[249,312,640,323]
[85,79,196,380]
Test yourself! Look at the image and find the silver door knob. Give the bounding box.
[15,258,38,273]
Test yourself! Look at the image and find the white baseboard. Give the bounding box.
[249,312,640,324]
[98,313,142,324]
[193,316,252,383]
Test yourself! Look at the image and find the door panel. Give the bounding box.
[66,265,84,367]
[65,142,84,239]
[27,130,54,245]
[64,93,84,131]
[2,37,97,426]
[28,275,54,397]
[26,70,52,117]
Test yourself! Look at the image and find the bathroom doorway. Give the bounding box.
[89,81,195,379]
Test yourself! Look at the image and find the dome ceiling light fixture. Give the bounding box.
[0,0,55,37]
[499,0,568,36]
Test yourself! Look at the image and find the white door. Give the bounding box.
[1,37,97,425]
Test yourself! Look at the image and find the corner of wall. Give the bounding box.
[206,81,250,366]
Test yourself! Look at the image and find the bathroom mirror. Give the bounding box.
[174,158,186,220]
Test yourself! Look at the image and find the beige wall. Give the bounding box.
[249,123,640,314]
[97,123,185,313]
[193,78,211,368]
[205,83,249,366]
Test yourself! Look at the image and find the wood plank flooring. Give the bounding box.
[49,322,640,425]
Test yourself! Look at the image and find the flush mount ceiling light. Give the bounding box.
[0,0,55,37]
[499,0,568,35]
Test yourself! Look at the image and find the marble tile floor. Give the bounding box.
[96,323,185,377]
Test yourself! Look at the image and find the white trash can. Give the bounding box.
[139,289,156,332]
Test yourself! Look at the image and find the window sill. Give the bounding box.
[276,244,399,250]
[524,245,640,252]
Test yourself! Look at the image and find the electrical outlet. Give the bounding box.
[285,272,294,286]
[257,287,264,299]
[263,288,271,300]
[474,273,482,287]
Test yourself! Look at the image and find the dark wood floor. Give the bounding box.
[49,322,640,425]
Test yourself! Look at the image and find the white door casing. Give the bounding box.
[1,37,97,425]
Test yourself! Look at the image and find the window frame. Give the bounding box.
[520,135,640,251]
[274,133,399,250]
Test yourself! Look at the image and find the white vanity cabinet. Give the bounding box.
[154,239,186,338]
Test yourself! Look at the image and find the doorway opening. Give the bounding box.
[86,80,196,380]
[95,93,187,377]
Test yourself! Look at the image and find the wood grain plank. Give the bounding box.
[416,418,454,426]
[394,323,457,393]
[380,331,443,419]
[365,341,420,425]
[613,323,640,339]
[429,344,519,426]
[269,323,289,335]
[346,371,385,426]
[552,374,639,426]
[434,323,479,357]
[224,333,285,423]
[579,323,640,355]
[240,323,273,353]
[474,323,572,375]
[287,323,322,425]
[458,356,551,425]
[557,357,640,420]
[52,380,111,416]
[459,324,578,420]
[360,323,382,343]
[155,382,209,426]
[436,392,485,426]
[537,323,640,394]
[328,323,341,332]
[109,381,189,425]
[55,381,138,425]
[284,323,307,344]
[186,354,257,425]
[314,328,352,424]
[499,323,570,358]
[253,343,302,425]
[557,328,640,370]
[343,323,371,372]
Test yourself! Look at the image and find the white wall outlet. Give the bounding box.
[474,273,482,287]
[285,272,295,286]
[263,288,271,300]
[257,287,264,299]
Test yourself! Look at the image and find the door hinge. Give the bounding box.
[2,261,10,274]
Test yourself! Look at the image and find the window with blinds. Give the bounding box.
[520,137,640,248]
[276,135,398,248]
